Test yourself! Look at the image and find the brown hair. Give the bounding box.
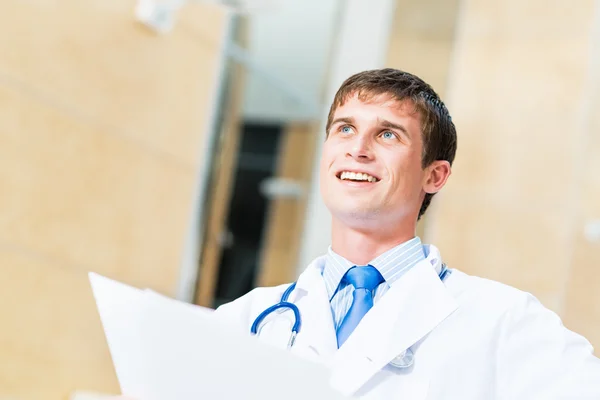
[325,68,457,219]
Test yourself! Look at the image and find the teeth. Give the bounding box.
[340,171,378,182]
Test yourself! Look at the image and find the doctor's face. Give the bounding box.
[320,93,428,229]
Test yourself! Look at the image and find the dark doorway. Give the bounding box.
[213,122,283,308]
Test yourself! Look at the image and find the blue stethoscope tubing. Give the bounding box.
[250,282,301,348]
[250,264,450,350]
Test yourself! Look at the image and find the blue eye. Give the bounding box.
[382,131,395,139]
[341,126,352,134]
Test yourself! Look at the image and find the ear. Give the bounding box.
[423,160,451,194]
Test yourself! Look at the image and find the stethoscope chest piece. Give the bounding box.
[389,348,415,369]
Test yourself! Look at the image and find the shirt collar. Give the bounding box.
[323,237,426,299]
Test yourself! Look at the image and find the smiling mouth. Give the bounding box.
[336,171,380,183]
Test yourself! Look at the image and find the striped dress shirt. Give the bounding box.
[323,237,426,330]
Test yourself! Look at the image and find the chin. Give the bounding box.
[331,206,382,228]
[347,207,381,220]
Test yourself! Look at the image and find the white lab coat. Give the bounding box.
[215,245,600,399]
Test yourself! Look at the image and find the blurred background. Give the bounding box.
[1,0,599,398]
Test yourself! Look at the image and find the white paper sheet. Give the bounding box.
[89,273,147,396]
[89,273,349,400]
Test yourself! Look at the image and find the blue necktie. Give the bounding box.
[336,265,385,347]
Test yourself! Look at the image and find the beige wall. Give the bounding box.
[0,1,229,398]
[419,0,600,349]
[386,0,460,94]
[563,37,600,348]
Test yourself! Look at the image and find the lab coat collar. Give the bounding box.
[328,245,458,397]
[290,257,339,361]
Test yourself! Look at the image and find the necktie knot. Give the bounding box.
[343,265,384,291]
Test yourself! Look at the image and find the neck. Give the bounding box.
[330,218,417,265]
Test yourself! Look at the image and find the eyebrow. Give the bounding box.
[330,117,355,127]
[378,118,410,138]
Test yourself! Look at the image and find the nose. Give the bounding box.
[346,135,374,161]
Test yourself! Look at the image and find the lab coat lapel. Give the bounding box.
[329,259,459,397]
[290,258,338,361]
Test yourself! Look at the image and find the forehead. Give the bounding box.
[333,93,422,123]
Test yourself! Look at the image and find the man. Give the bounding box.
[116,68,600,399]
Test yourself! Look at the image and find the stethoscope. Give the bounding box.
[250,263,451,367]
[250,281,301,348]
